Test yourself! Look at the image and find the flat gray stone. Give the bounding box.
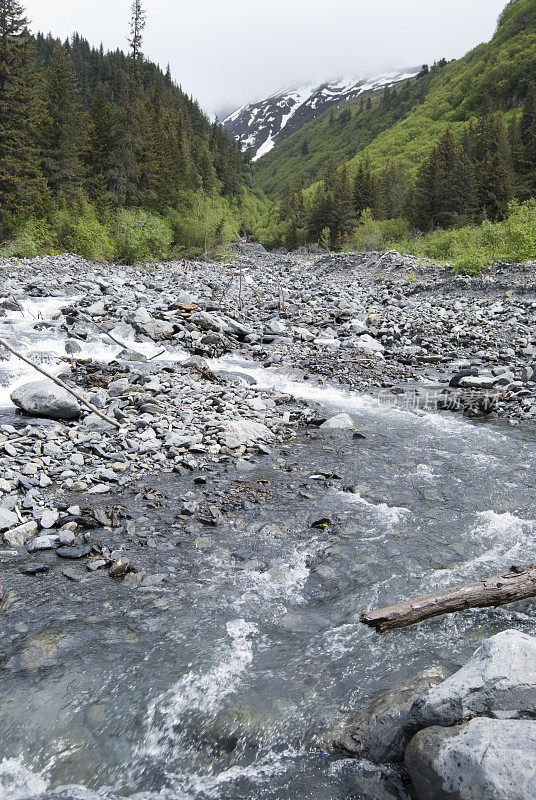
[406,718,536,800]
[27,535,57,552]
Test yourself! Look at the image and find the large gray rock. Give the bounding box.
[0,507,19,533]
[405,718,536,800]
[411,630,536,728]
[221,419,275,449]
[10,380,81,420]
[320,412,356,431]
[328,667,446,764]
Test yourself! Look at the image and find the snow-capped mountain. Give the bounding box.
[224,69,420,161]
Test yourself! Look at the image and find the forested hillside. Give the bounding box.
[253,0,536,270]
[0,0,265,260]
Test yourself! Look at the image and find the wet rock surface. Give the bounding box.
[405,718,536,800]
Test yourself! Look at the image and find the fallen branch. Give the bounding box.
[0,337,121,429]
[360,565,536,632]
[77,312,130,350]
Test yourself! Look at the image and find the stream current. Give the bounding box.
[1,299,536,800]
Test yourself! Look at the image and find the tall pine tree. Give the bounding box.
[0,0,46,238]
[41,42,83,201]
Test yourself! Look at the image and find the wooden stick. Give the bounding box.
[360,565,536,632]
[0,337,121,429]
[77,312,130,350]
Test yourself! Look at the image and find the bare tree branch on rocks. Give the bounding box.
[361,565,536,632]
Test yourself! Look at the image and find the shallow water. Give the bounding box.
[1,311,536,800]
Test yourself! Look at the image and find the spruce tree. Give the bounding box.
[83,82,116,201]
[128,0,146,63]
[41,42,83,201]
[414,129,476,230]
[353,160,380,216]
[0,0,46,238]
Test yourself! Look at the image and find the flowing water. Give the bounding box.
[1,303,536,799]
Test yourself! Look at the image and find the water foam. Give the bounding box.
[142,619,258,759]
[0,757,49,800]
[333,489,409,526]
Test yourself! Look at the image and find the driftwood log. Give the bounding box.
[0,337,121,429]
[361,565,536,632]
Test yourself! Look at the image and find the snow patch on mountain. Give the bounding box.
[224,69,419,161]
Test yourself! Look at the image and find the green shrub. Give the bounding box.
[0,217,55,258]
[112,208,173,263]
[53,203,115,260]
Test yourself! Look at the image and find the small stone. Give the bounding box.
[56,545,91,559]
[19,564,51,576]
[27,535,56,552]
[4,520,38,548]
[58,530,76,545]
[87,559,107,571]
[39,509,59,529]
[110,556,131,576]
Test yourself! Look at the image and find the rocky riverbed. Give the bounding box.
[1,248,536,800]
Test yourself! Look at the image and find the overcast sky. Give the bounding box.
[25,0,507,117]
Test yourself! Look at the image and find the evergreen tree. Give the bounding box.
[41,42,83,201]
[380,161,410,219]
[331,164,355,247]
[353,160,380,215]
[301,138,309,155]
[414,129,476,229]
[464,114,513,219]
[0,0,46,238]
[128,0,146,62]
[83,82,116,201]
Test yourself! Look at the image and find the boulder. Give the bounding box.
[328,667,446,764]
[457,375,497,390]
[405,718,536,800]
[0,507,19,533]
[411,630,536,729]
[449,367,479,388]
[221,419,275,449]
[189,311,223,332]
[320,413,356,431]
[3,520,38,548]
[10,380,81,421]
[356,334,384,354]
[264,318,286,336]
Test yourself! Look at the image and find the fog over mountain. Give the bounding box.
[25,0,507,115]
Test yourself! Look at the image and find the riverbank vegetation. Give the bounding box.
[0,0,268,261]
[252,0,536,271]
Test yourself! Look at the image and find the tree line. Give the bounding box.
[277,96,536,250]
[0,0,247,247]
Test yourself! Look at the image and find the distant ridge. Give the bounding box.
[224,70,419,161]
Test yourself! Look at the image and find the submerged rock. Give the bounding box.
[327,667,446,764]
[405,718,536,800]
[11,380,81,421]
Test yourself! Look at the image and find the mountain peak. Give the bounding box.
[224,69,420,161]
